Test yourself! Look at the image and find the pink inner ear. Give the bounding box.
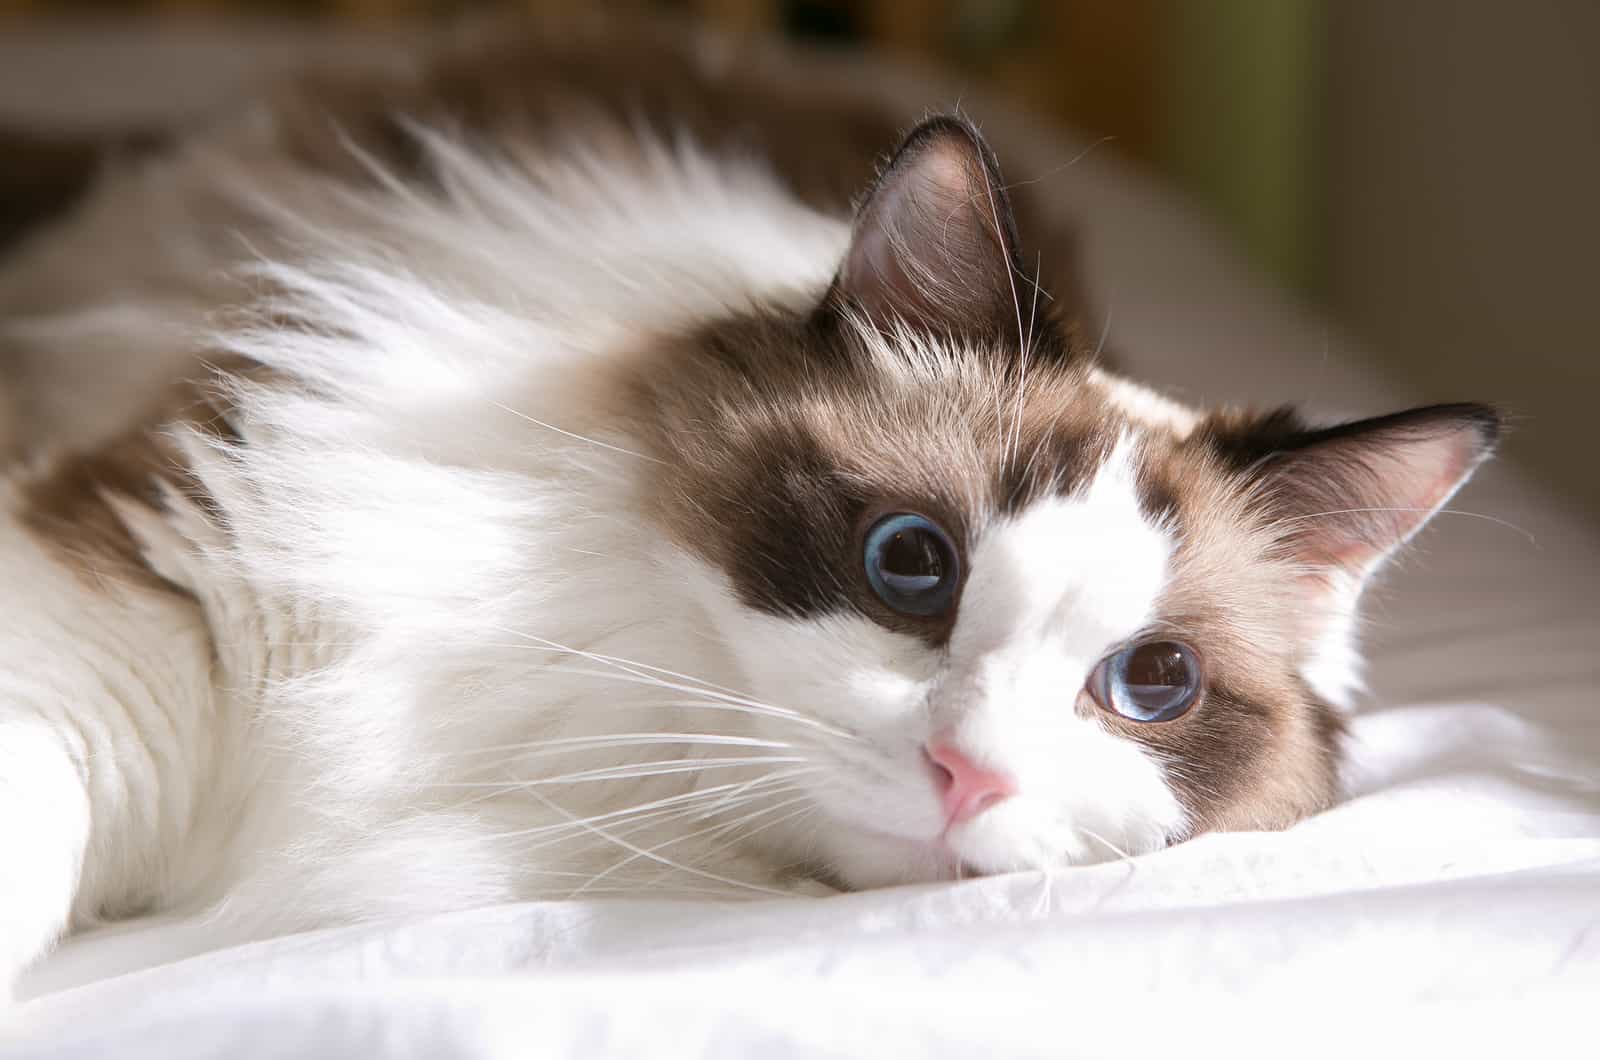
[1326,436,1477,569]
[1268,408,1498,578]
[832,117,1022,337]
[845,137,995,319]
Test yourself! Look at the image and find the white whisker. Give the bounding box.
[490,627,760,701]
[484,768,819,843]
[484,628,859,740]
[489,400,665,463]
[1277,506,1537,547]
[524,786,793,898]
[692,799,818,867]
[431,754,808,789]
[519,783,812,855]
[1091,297,1115,362]
[999,135,1117,196]
[571,793,814,897]
[1079,827,1131,861]
[436,732,797,760]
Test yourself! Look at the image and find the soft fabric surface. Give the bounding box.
[4,22,1598,1057]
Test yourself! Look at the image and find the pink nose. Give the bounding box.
[925,741,1016,827]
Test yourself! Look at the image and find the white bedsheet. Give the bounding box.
[4,23,1599,1058]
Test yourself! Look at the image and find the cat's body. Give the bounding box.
[0,16,1497,996]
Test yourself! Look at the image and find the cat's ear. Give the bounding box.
[825,115,1028,342]
[1228,403,1502,582]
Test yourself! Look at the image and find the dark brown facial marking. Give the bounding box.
[710,420,866,621]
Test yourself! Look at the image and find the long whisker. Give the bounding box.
[690,800,818,868]
[521,780,814,855]
[434,732,798,760]
[489,400,665,464]
[1007,250,1046,473]
[1029,858,1056,919]
[482,768,819,842]
[488,627,763,702]
[523,786,794,898]
[629,799,819,895]
[436,758,808,814]
[1008,408,1054,506]
[546,688,853,743]
[998,135,1118,196]
[571,793,814,898]
[429,754,808,789]
[485,629,859,740]
[1079,827,1132,861]
[1090,298,1116,369]
[1273,506,1537,547]
[546,882,757,900]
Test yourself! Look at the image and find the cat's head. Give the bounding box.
[635,117,1498,888]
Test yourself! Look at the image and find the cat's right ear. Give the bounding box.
[820,116,1033,345]
[1217,402,1503,584]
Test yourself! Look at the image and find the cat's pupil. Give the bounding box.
[1086,638,1202,723]
[1124,643,1187,695]
[1113,640,1200,720]
[861,512,960,617]
[882,530,943,581]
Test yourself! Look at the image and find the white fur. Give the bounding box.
[1090,367,1201,437]
[0,131,1181,992]
[1300,573,1369,709]
[0,508,219,1001]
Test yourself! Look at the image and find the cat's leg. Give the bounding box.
[0,507,222,1001]
[0,718,91,1001]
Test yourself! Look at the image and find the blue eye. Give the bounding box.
[862,513,960,617]
[1088,640,1202,723]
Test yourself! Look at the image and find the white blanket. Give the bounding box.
[5,23,1599,1058]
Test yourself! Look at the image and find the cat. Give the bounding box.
[0,14,1498,997]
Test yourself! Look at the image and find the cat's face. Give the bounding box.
[637,117,1497,889]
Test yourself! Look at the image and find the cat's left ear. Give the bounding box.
[1229,403,1502,583]
[824,115,1030,342]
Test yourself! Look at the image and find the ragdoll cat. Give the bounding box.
[0,16,1498,995]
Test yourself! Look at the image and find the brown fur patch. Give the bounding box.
[14,366,241,598]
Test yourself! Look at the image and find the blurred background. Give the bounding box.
[0,0,1596,515]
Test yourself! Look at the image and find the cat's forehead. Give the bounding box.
[646,324,1250,629]
[954,436,1174,656]
[793,340,1210,528]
